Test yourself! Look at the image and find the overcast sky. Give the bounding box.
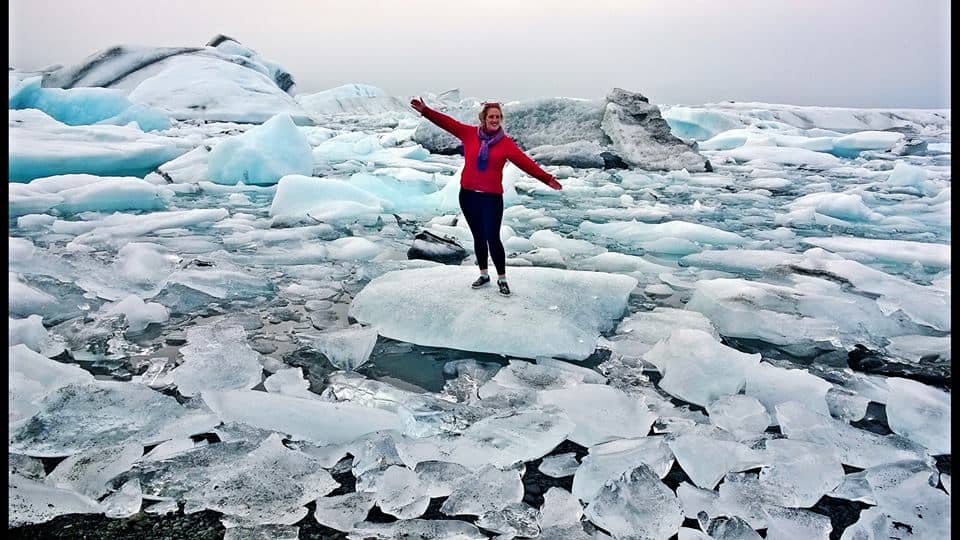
[9,0,951,108]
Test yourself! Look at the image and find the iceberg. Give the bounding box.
[207,114,313,185]
[9,109,193,182]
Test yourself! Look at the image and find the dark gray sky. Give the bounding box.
[9,0,951,108]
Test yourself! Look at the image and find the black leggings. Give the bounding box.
[459,189,506,275]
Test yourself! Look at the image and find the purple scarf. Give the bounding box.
[476,126,505,171]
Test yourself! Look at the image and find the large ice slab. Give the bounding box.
[776,401,932,469]
[349,266,637,360]
[9,344,94,426]
[799,236,950,269]
[202,389,403,446]
[9,108,193,182]
[9,380,219,457]
[884,377,951,455]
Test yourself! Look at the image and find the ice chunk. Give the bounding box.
[838,506,922,540]
[300,325,378,371]
[580,219,744,247]
[680,249,801,275]
[399,408,574,470]
[9,273,58,319]
[9,344,92,426]
[10,380,219,457]
[775,402,931,468]
[326,237,382,262]
[207,114,313,185]
[884,335,951,363]
[268,174,384,220]
[790,248,950,332]
[706,395,770,440]
[45,443,142,499]
[584,463,683,540]
[538,384,655,446]
[8,473,103,527]
[185,434,339,525]
[104,295,170,332]
[102,478,143,519]
[744,362,832,424]
[799,236,950,269]
[758,439,844,507]
[314,491,376,531]
[608,307,718,361]
[887,161,930,188]
[263,368,315,399]
[476,502,540,537]
[884,378,950,455]
[170,323,264,397]
[372,465,430,519]
[202,390,403,446]
[572,436,675,502]
[577,251,675,274]
[715,472,783,529]
[349,519,487,539]
[440,464,523,516]
[414,460,472,497]
[350,265,637,360]
[68,208,229,250]
[763,506,832,540]
[832,130,904,155]
[538,452,580,478]
[685,277,861,355]
[9,108,192,182]
[704,516,762,539]
[668,432,766,490]
[717,145,842,169]
[643,329,761,407]
[530,229,607,258]
[539,487,583,528]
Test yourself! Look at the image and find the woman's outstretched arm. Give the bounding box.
[410,97,471,140]
[506,140,563,190]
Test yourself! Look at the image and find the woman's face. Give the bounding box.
[482,108,502,132]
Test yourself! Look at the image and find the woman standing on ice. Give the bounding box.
[411,97,562,296]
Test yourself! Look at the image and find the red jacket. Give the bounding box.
[421,106,554,194]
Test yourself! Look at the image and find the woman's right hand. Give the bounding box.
[410,97,426,113]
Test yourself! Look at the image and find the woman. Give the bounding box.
[410,97,562,296]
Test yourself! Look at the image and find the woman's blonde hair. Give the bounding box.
[479,102,503,123]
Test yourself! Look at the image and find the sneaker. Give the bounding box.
[471,275,491,288]
[497,279,511,296]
